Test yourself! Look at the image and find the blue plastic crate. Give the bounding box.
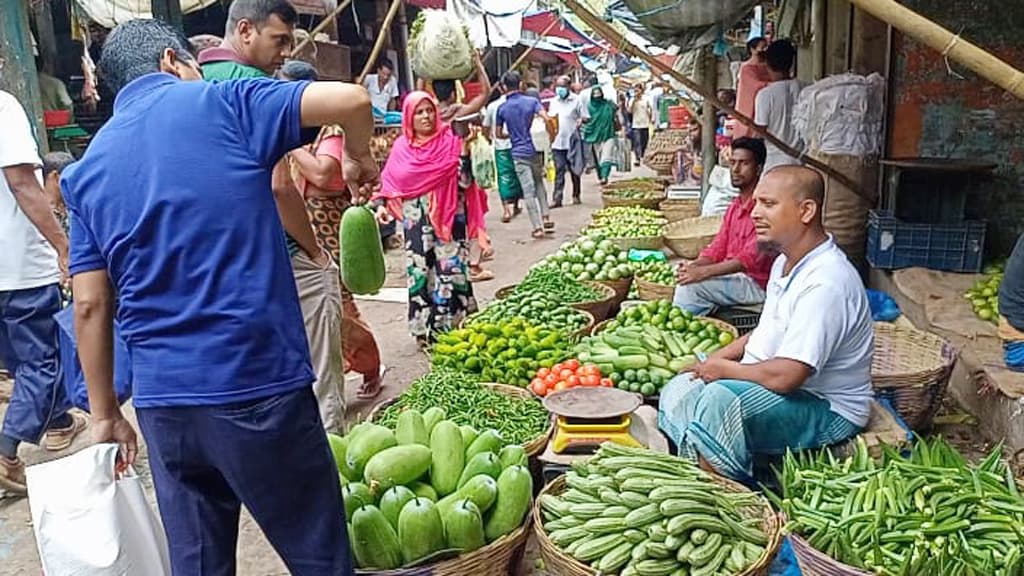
[866,210,985,273]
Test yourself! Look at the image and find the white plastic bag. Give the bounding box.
[701,165,739,216]
[26,443,171,576]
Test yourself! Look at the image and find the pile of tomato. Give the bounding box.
[529,359,614,397]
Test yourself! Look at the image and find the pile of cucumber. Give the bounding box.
[574,324,696,396]
[329,409,533,570]
[539,443,770,575]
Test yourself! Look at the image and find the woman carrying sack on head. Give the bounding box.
[583,86,620,185]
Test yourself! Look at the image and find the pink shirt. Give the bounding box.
[699,195,775,288]
[732,60,771,139]
[296,135,347,198]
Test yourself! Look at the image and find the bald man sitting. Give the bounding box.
[658,166,873,483]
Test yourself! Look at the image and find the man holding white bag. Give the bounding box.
[60,19,378,575]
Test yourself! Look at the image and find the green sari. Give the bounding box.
[584,97,618,182]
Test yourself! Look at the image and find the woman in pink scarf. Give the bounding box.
[376,91,486,345]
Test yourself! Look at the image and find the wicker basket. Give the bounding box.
[788,532,871,576]
[870,322,957,431]
[356,516,532,576]
[602,178,669,192]
[367,382,553,457]
[494,284,517,300]
[635,277,676,301]
[568,281,617,322]
[601,193,664,210]
[533,475,782,576]
[660,198,702,222]
[592,315,739,339]
[644,152,676,173]
[663,216,722,259]
[595,277,633,308]
[609,234,664,252]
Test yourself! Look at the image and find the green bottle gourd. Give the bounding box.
[340,205,386,295]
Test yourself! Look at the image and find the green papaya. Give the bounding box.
[465,430,504,460]
[498,445,527,469]
[484,465,533,542]
[459,425,479,448]
[457,452,502,488]
[340,205,386,295]
[342,482,373,522]
[379,485,416,529]
[363,444,432,494]
[409,481,438,502]
[327,433,349,477]
[422,407,447,433]
[430,420,465,497]
[345,425,396,480]
[437,474,499,516]
[351,505,402,569]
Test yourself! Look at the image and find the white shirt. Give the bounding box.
[483,96,511,151]
[742,236,873,426]
[0,91,61,291]
[754,78,804,173]
[363,74,398,112]
[547,94,588,150]
[631,96,652,129]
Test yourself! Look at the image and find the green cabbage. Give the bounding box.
[409,9,473,80]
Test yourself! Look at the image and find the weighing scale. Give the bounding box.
[543,387,645,454]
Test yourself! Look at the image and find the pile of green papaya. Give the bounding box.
[328,408,534,570]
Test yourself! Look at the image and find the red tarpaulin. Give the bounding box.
[406,0,445,8]
[522,10,604,55]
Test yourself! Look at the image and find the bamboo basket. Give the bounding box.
[870,322,957,431]
[533,475,782,576]
[663,216,722,259]
[788,532,871,576]
[356,516,532,576]
[609,234,664,252]
[367,382,553,457]
[592,315,739,339]
[595,276,633,308]
[602,178,670,192]
[493,282,615,322]
[635,276,676,301]
[659,198,702,222]
[601,193,664,210]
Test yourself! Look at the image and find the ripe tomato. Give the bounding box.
[567,375,581,388]
[576,365,593,377]
[554,381,570,392]
[560,369,575,380]
[600,378,614,387]
[551,363,564,374]
[530,380,547,396]
[544,374,558,387]
[565,359,581,371]
[583,375,600,387]
[537,367,551,379]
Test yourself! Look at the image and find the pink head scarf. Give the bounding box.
[376,91,487,243]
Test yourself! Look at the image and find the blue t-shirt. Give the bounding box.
[496,92,541,160]
[61,73,317,408]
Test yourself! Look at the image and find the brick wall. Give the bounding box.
[889,0,1024,255]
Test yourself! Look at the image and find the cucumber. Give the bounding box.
[395,409,429,446]
[483,465,533,542]
[397,498,446,564]
[409,481,438,502]
[466,429,504,459]
[340,205,386,295]
[351,505,402,569]
[342,482,373,522]
[459,425,479,448]
[422,408,447,434]
[612,355,651,371]
[498,445,527,469]
[379,485,416,529]
[345,425,397,480]
[457,452,502,488]
[362,444,432,494]
[429,420,465,497]
[442,499,486,553]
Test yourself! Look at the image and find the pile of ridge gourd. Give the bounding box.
[328,407,532,570]
[540,443,770,576]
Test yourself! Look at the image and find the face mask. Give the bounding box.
[556,87,569,99]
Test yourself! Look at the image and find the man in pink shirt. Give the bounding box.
[731,38,770,139]
[674,138,774,315]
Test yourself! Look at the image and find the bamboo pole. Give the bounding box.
[357,0,403,85]
[848,0,1024,101]
[292,0,355,56]
[509,17,563,73]
[561,0,867,197]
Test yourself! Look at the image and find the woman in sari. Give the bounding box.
[376,92,485,346]
[583,86,619,185]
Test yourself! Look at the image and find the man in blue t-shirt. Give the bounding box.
[61,20,378,575]
[496,71,555,239]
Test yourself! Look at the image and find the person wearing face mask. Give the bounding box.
[547,76,589,207]
[582,86,620,186]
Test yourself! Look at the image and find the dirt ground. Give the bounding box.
[0,167,624,575]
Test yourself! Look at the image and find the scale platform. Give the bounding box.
[543,387,645,455]
[550,414,643,453]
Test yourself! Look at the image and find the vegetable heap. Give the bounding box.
[634,259,676,286]
[529,359,613,397]
[586,206,666,238]
[375,370,550,446]
[575,324,696,396]
[540,443,769,575]
[514,266,603,304]
[330,410,533,570]
[964,263,1004,323]
[605,300,735,348]
[538,234,635,283]
[605,188,664,200]
[468,292,590,334]
[776,436,1024,575]
[431,318,571,387]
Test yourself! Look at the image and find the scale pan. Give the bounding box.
[543,387,642,420]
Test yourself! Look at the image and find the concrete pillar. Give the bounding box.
[0,0,46,150]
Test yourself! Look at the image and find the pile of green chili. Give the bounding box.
[374,369,550,445]
[513,266,603,304]
[773,436,1024,575]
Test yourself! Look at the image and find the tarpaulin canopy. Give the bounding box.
[522,9,603,53]
[607,0,758,48]
[73,0,218,27]
[519,37,581,65]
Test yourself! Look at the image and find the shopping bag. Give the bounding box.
[54,305,133,412]
[26,443,171,576]
[469,136,496,190]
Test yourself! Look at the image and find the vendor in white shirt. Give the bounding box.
[363,59,399,112]
[659,166,873,483]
